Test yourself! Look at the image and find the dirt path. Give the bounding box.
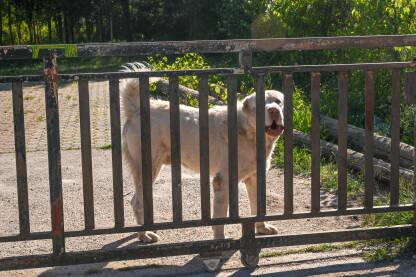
[1,82,415,276]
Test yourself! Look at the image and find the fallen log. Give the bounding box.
[293,129,414,183]
[320,115,414,169]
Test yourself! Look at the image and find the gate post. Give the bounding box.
[240,221,260,268]
[44,50,65,258]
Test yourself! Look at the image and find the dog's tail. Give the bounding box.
[120,62,160,120]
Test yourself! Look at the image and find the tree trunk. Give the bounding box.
[97,9,104,42]
[0,6,3,45]
[293,129,414,183]
[48,17,52,42]
[17,22,22,44]
[120,0,132,41]
[63,14,69,43]
[320,115,414,169]
[109,2,113,41]
[86,16,92,42]
[56,15,63,42]
[7,2,14,44]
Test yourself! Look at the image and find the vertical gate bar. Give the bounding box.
[78,80,95,229]
[311,72,321,212]
[337,71,348,210]
[199,76,211,222]
[109,79,124,228]
[169,76,182,223]
[390,69,400,207]
[44,52,65,255]
[284,74,294,214]
[365,70,375,209]
[414,109,416,225]
[255,74,266,217]
[228,75,239,218]
[139,76,154,225]
[12,81,30,234]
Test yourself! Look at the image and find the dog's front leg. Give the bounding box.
[244,174,278,235]
[131,187,160,243]
[211,172,229,239]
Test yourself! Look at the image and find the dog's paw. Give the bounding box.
[256,223,278,235]
[138,231,160,243]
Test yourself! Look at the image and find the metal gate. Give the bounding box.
[1,35,416,271]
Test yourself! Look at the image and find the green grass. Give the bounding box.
[260,242,359,258]
[36,115,44,122]
[99,144,112,149]
[271,138,364,199]
[24,109,33,114]
[363,237,416,262]
[23,95,34,101]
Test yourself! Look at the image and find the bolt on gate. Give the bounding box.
[1,35,416,271]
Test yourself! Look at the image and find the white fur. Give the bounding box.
[121,64,284,242]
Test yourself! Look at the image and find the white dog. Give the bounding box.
[121,63,284,243]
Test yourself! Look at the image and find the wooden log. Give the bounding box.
[293,129,413,183]
[320,115,414,169]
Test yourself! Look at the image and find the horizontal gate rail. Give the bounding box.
[1,35,416,59]
[1,62,415,83]
[1,225,414,270]
[1,204,413,243]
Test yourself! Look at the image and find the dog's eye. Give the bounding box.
[275,99,282,105]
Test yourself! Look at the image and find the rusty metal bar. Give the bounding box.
[414,110,416,225]
[256,74,266,217]
[1,62,416,84]
[0,204,414,243]
[169,76,182,223]
[199,76,211,222]
[1,224,415,271]
[390,69,401,207]
[109,79,124,228]
[228,75,239,218]
[284,74,294,214]
[139,76,154,226]
[44,51,65,256]
[337,71,348,210]
[12,81,30,235]
[251,61,416,74]
[78,80,95,229]
[311,72,321,212]
[365,71,375,209]
[2,35,416,60]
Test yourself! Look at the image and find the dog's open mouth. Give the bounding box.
[265,120,284,137]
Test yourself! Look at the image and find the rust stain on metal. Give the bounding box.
[51,197,63,237]
[45,54,59,105]
[2,46,11,56]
